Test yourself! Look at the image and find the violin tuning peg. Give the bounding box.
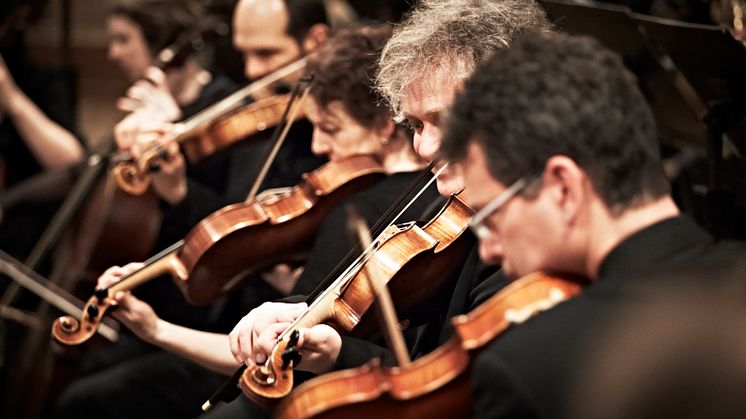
[281,347,302,371]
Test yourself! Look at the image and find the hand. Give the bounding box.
[0,54,21,113]
[97,263,161,343]
[117,67,181,121]
[114,111,187,204]
[149,140,187,205]
[228,302,341,375]
[114,108,173,153]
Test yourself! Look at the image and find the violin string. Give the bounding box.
[245,77,313,202]
[304,162,437,303]
[368,161,437,237]
[280,164,448,342]
[102,240,185,293]
[175,58,308,139]
[110,57,309,164]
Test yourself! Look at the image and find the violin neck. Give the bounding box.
[106,241,185,296]
[281,292,338,341]
[172,57,309,144]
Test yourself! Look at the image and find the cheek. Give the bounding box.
[510,202,561,271]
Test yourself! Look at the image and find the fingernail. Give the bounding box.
[255,354,266,364]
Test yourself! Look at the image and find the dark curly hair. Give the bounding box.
[306,24,394,131]
[440,31,670,213]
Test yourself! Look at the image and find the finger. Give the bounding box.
[117,97,142,113]
[113,290,134,308]
[229,330,240,362]
[237,327,252,364]
[297,324,338,352]
[273,302,308,323]
[143,67,167,87]
[97,266,126,288]
[126,84,154,103]
[254,322,292,364]
[102,265,125,277]
[121,262,145,274]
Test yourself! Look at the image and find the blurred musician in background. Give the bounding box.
[0,0,84,260]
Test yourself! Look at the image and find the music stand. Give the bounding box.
[635,15,746,237]
[541,0,707,151]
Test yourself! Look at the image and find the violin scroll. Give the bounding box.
[239,330,300,406]
[111,160,152,196]
[112,146,172,196]
[51,290,114,346]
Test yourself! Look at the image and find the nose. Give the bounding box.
[311,129,332,158]
[245,57,270,81]
[478,234,504,266]
[108,44,120,62]
[413,126,441,162]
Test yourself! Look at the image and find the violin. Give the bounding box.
[274,272,585,419]
[238,194,476,406]
[112,59,308,195]
[51,154,386,345]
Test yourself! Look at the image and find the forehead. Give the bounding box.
[106,15,140,34]
[306,97,339,119]
[233,0,291,49]
[401,70,463,120]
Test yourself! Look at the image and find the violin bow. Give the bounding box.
[347,207,411,366]
[304,162,448,303]
[244,75,314,202]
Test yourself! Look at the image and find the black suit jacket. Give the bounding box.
[472,216,746,418]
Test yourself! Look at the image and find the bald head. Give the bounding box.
[233,0,329,81]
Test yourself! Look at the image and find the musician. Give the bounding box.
[109,0,328,237]
[0,1,84,259]
[438,31,746,418]
[227,0,550,380]
[56,23,437,419]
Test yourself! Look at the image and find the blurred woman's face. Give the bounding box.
[106,15,151,81]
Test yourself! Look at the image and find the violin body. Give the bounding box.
[52,156,386,346]
[114,92,296,196]
[182,94,292,163]
[240,195,476,405]
[274,273,585,419]
[177,155,385,304]
[331,195,475,335]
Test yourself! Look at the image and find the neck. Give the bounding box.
[380,143,427,174]
[166,60,211,106]
[586,195,680,278]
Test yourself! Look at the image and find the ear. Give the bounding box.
[376,118,396,143]
[542,155,587,226]
[302,24,330,53]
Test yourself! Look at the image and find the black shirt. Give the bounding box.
[142,76,323,328]
[157,118,325,248]
[472,216,746,419]
[292,170,440,296]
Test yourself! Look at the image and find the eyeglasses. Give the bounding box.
[468,175,532,240]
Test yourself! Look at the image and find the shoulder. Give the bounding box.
[471,293,601,418]
[472,345,542,419]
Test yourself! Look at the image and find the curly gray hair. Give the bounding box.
[376,0,551,118]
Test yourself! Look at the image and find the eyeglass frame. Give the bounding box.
[468,173,538,240]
